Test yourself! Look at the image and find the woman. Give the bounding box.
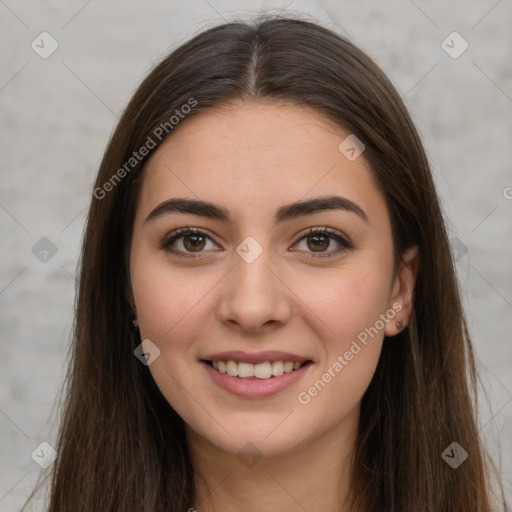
[26,15,507,512]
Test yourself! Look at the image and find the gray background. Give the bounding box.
[1,0,511,510]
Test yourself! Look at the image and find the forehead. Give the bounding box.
[136,101,387,228]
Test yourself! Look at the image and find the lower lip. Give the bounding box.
[202,361,312,398]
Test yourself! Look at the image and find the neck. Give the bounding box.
[187,415,359,512]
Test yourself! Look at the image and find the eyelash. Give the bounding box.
[160,226,353,259]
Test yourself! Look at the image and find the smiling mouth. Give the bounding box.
[203,360,313,380]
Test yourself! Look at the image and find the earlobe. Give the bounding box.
[385,245,420,337]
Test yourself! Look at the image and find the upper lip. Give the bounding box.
[201,351,312,364]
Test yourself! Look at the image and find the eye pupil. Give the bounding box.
[184,234,206,251]
[307,234,329,251]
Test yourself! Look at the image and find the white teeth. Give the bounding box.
[254,362,272,379]
[210,360,306,379]
[238,362,254,378]
[271,361,284,376]
[226,360,238,377]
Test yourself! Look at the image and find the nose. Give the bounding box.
[216,249,292,334]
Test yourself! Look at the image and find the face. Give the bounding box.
[129,101,416,459]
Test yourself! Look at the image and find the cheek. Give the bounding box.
[131,251,217,342]
[291,257,392,348]
[130,256,212,418]
[292,261,391,414]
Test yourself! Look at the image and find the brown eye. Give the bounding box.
[293,228,352,258]
[161,228,218,257]
[182,233,207,252]
[306,233,330,252]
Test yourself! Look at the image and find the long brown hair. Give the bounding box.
[26,15,507,512]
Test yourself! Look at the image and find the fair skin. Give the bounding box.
[129,101,418,512]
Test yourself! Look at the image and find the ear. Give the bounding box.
[125,278,137,323]
[384,245,419,337]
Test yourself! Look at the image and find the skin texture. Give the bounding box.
[129,101,418,512]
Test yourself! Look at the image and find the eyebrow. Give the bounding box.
[144,195,368,225]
